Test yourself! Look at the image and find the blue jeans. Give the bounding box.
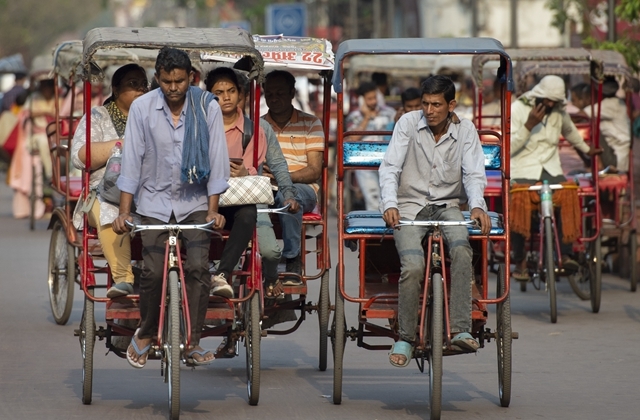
[393,205,473,343]
[275,184,317,259]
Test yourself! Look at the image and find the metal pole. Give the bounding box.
[373,0,381,38]
[350,0,358,39]
[510,0,518,48]
[471,0,479,37]
[387,0,395,37]
[608,0,616,42]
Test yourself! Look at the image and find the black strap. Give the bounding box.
[242,116,253,154]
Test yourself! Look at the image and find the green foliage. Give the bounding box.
[547,0,587,33]
[586,37,640,72]
[616,0,640,22]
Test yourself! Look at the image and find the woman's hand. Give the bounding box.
[230,161,249,177]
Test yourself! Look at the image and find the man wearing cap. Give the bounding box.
[510,75,601,280]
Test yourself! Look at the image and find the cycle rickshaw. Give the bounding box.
[331,38,517,419]
[252,34,334,371]
[46,39,158,325]
[52,27,266,419]
[472,48,605,321]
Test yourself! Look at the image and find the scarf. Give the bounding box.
[105,100,127,138]
[181,86,215,184]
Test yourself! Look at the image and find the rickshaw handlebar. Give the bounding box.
[396,220,479,228]
[257,203,292,214]
[124,219,217,234]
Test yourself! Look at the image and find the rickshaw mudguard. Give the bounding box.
[47,207,78,243]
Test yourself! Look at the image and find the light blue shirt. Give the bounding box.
[117,88,230,223]
[379,111,487,220]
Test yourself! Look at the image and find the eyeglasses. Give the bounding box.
[123,79,149,91]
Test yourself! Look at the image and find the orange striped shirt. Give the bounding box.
[262,108,324,194]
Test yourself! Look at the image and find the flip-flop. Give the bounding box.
[451,332,480,353]
[215,338,237,359]
[512,268,530,281]
[185,348,214,366]
[389,340,413,368]
[265,280,284,300]
[127,328,151,369]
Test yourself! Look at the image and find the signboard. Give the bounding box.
[265,3,307,37]
[253,35,334,70]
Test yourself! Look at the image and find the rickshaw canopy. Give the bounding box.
[0,53,28,74]
[82,27,264,82]
[30,53,54,81]
[332,37,514,93]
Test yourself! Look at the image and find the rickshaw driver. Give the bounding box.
[113,47,229,368]
[510,75,601,280]
[380,75,491,367]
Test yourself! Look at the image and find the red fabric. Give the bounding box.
[303,212,322,221]
[1,123,19,156]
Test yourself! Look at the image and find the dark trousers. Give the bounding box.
[138,211,210,344]
[511,170,572,262]
[216,204,257,277]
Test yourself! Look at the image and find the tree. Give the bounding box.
[0,0,103,66]
[548,0,640,71]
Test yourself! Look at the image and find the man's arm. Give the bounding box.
[379,114,411,215]
[205,100,231,196]
[116,102,145,197]
[561,112,593,154]
[290,150,322,184]
[261,120,296,201]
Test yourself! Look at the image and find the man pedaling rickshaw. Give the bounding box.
[509,75,602,281]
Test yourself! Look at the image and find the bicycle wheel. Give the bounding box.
[496,265,512,407]
[48,220,75,325]
[318,270,330,372]
[428,273,443,420]
[589,235,602,313]
[630,232,637,292]
[331,268,346,405]
[29,162,36,230]
[80,290,95,405]
[544,218,557,323]
[567,259,591,301]
[166,270,181,420]
[245,291,261,406]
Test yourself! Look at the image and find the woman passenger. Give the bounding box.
[71,63,148,298]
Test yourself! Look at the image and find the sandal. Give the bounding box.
[512,261,530,281]
[127,328,151,369]
[265,279,284,299]
[215,337,237,359]
[451,332,480,353]
[185,346,214,366]
[389,340,413,368]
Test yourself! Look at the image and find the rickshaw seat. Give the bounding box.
[60,176,83,198]
[342,141,502,170]
[344,210,505,236]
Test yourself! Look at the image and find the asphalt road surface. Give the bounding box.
[1,174,639,420]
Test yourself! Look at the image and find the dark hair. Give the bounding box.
[356,81,377,96]
[401,87,421,105]
[15,90,29,106]
[155,46,192,75]
[150,78,159,90]
[570,82,590,99]
[14,72,27,80]
[371,72,388,86]
[112,63,147,90]
[602,76,619,98]
[264,70,296,91]
[421,75,455,103]
[204,67,239,93]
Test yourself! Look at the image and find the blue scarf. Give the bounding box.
[181,86,215,184]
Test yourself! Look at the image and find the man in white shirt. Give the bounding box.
[510,75,601,279]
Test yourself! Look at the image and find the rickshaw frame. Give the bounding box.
[331,37,516,415]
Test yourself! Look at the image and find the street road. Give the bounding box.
[1,174,639,420]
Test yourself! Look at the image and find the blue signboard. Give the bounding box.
[265,3,307,37]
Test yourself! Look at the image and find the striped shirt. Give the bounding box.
[262,108,325,195]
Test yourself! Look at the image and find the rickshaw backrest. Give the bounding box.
[343,141,501,170]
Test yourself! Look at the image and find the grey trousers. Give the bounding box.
[393,205,473,343]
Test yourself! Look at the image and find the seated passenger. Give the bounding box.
[201,67,264,300]
[380,75,492,367]
[71,63,148,298]
[393,87,423,123]
[262,70,325,284]
[571,78,630,172]
[510,75,601,280]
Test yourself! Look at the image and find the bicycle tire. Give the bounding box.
[589,235,602,313]
[544,218,557,323]
[167,270,181,420]
[630,232,637,292]
[496,265,512,407]
[332,267,345,405]
[318,270,330,372]
[428,273,443,420]
[80,290,95,405]
[245,291,261,406]
[48,220,75,325]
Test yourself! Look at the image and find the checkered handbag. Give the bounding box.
[219,175,275,207]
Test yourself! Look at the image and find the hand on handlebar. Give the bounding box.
[383,208,401,229]
[113,213,133,234]
[471,207,491,236]
[206,211,226,230]
[586,145,603,157]
[283,198,299,213]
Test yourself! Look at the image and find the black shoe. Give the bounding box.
[561,255,580,274]
[283,254,303,285]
